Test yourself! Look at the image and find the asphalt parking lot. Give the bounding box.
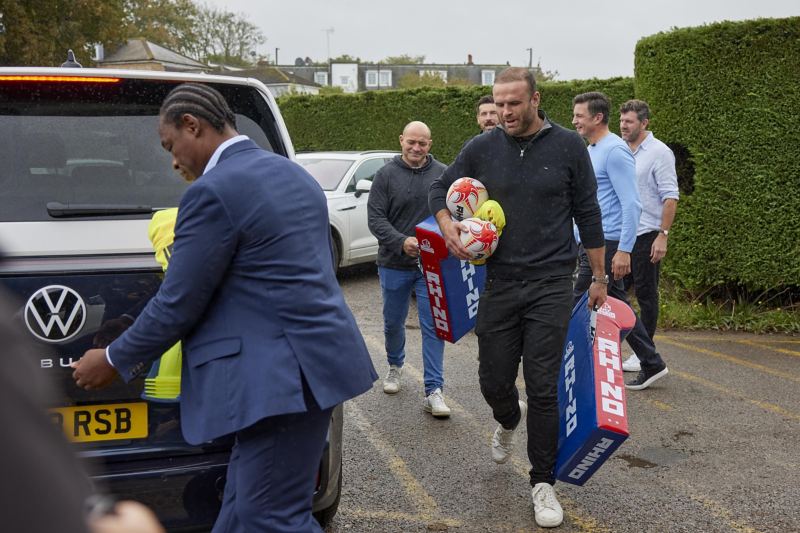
[327,265,800,532]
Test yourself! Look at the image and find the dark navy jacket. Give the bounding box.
[110,140,377,444]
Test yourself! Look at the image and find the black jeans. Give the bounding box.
[573,241,665,371]
[624,231,661,340]
[476,274,573,486]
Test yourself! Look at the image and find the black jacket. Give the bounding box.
[368,154,446,269]
[429,115,604,280]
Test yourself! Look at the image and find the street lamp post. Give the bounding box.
[526,48,533,68]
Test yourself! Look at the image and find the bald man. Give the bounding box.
[367,121,451,418]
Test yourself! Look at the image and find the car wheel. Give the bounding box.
[330,230,341,272]
[313,467,342,528]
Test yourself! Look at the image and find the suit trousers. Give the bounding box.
[624,231,661,339]
[212,380,334,533]
[475,274,574,486]
[573,241,665,371]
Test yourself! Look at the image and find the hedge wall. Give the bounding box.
[635,17,800,290]
[278,78,634,164]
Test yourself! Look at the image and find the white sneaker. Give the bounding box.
[622,353,641,372]
[531,482,564,528]
[423,388,451,418]
[383,365,402,394]
[491,399,527,464]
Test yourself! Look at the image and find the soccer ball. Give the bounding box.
[446,177,489,220]
[459,217,499,260]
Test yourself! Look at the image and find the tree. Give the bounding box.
[0,0,267,67]
[0,0,127,66]
[193,5,265,66]
[382,54,425,64]
[122,0,200,58]
[397,72,447,89]
[329,54,360,63]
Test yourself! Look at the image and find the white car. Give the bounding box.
[297,151,398,270]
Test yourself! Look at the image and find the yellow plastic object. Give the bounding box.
[143,342,182,401]
[473,200,505,236]
[142,208,182,402]
[148,208,178,272]
[470,200,505,265]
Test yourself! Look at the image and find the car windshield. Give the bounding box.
[297,158,354,191]
[0,77,286,222]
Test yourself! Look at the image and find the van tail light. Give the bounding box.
[0,76,121,83]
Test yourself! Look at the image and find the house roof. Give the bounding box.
[101,38,207,71]
[226,66,321,87]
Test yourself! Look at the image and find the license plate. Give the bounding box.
[50,402,148,443]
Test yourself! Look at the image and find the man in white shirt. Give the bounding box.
[618,99,679,372]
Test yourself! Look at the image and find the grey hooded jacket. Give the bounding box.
[367,154,446,270]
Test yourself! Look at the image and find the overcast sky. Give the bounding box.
[206,0,797,80]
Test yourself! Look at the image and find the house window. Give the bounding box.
[314,71,328,85]
[366,70,391,88]
[419,70,447,82]
[481,70,496,86]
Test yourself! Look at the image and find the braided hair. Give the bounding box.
[159,83,237,132]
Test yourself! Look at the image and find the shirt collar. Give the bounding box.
[636,131,654,152]
[203,135,250,175]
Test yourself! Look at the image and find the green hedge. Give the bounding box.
[278,78,634,164]
[635,17,800,291]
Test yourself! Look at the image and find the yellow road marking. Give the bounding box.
[361,332,779,533]
[347,402,458,525]
[672,370,800,421]
[646,399,673,411]
[659,334,800,344]
[362,333,608,532]
[336,508,461,527]
[658,337,800,384]
[735,339,800,357]
[687,493,763,533]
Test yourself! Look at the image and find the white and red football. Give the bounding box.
[446,177,489,220]
[459,217,499,260]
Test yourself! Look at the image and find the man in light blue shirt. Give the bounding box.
[572,91,668,391]
[619,99,680,373]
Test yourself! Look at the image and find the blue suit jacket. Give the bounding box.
[110,140,378,444]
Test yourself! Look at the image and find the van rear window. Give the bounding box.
[0,78,286,222]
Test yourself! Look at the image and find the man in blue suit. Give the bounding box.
[72,83,378,532]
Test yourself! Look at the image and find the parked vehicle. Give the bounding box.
[296,151,397,270]
[0,67,342,530]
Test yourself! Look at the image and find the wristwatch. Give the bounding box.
[659,229,670,237]
[591,274,609,284]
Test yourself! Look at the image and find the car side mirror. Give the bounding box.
[354,179,372,198]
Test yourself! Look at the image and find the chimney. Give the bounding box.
[467,53,474,65]
[93,43,104,62]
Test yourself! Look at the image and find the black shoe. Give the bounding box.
[625,364,668,391]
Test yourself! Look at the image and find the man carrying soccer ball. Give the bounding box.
[429,68,608,528]
[368,121,452,418]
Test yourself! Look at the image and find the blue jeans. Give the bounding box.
[378,266,444,395]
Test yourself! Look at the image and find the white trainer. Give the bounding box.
[423,388,451,418]
[491,399,527,464]
[531,482,564,528]
[382,365,402,394]
[622,353,641,372]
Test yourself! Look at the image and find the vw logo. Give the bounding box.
[24,285,86,343]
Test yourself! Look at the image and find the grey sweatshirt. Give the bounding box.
[368,154,446,270]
